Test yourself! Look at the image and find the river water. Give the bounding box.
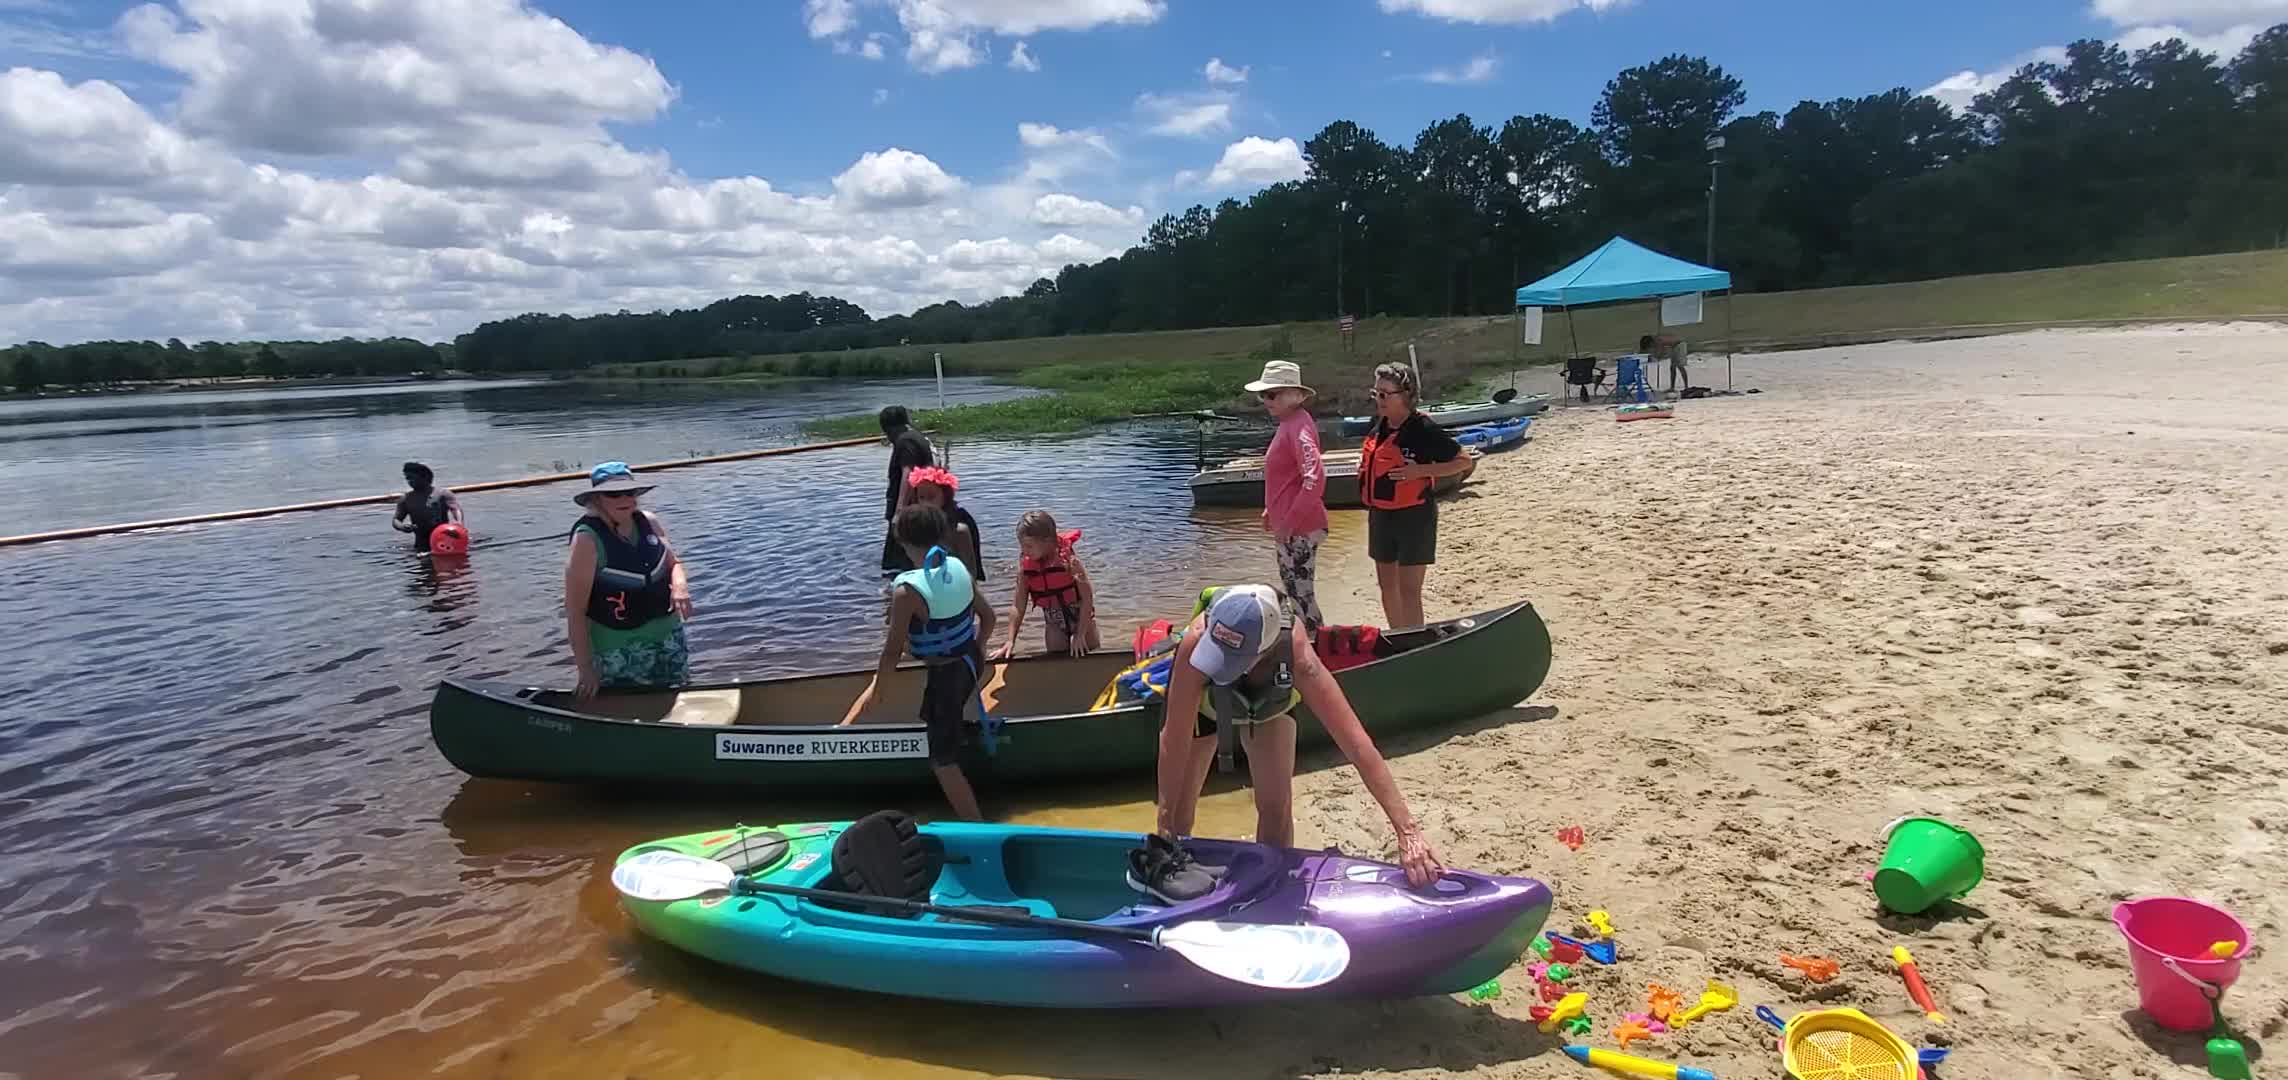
[0,378,1400,1079]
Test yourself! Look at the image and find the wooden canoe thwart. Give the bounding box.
[429,599,1552,791]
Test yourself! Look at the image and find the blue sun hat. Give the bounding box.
[1188,585,1284,685]
[574,461,655,505]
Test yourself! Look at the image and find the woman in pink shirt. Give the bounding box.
[1245,360,1328,632]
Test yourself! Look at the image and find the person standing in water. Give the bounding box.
[1127,585,1443,902]
[878,406,935,573]
[392,462,464,554]
[842,504,996,821]
[905,465,983,581]
[563,462,693,700]
[1246,361,1327,633]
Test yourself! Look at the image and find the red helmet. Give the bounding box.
[429,522,471,557]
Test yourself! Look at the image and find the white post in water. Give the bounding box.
[1407,343,1423,392]
[934,351,946,411]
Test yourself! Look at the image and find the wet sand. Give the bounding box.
[1292,323,2288,1079]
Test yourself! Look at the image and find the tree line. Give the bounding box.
[6,337,446,392]
[10,27,2285,387]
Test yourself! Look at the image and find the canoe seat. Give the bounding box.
[660,689,742,726]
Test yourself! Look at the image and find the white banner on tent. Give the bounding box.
[1661,292,1705,327]
[1520,306,1544,345]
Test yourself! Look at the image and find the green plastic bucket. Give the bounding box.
[1873,817,1985,914]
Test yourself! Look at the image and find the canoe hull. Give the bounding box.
[619,821,1554,1007]
[1337,396,1548,437]
[1189,448,1477,508]
[431,599,1552,791]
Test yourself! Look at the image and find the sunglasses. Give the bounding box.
[1370,387,1411,399]
[597,490,639,500]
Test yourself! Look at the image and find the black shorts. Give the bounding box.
[1367,503,1437,566]
[919,646,982,766]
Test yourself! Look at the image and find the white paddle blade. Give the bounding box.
[611,850,736,902]
[1156,921,1351,991]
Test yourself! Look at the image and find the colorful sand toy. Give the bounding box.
[1669,980,1737,1028]
[1781,953,1841,983]
[1781,1007,1916,1080]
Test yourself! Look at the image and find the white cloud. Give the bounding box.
[1017,122,1111,154]
[1202,136,1308,188]
[2112,21,2265,55]
[1138,92,1233,137]
[117,0,677,156]
[2091,0,2288,30]
[872,87,891,105]
[1422,53,1500,84]
[807,0,1163,72]
[0,2,1150,344]
[804,0,859,37]
[832,148,965,209]
[1036,231,1107,264]
[1922,2,2269,115]
[1377,0,1631,24]
[1204,57,1248,84]
[859,34,887,59]
[1031,192,1143,228]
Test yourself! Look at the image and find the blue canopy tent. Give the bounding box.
[1514,237,1737,391]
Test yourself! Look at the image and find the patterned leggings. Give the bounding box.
[1275,530,1326,632]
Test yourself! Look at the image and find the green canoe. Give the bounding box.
[429,598,1551,791]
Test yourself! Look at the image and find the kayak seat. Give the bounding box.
[826,811,942,917]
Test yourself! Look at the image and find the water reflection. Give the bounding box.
[0,381,1385,1078]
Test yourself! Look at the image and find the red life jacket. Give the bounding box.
[1358,417,1431,510]
[1021,529,1084,611]
[1314,624,1386,673]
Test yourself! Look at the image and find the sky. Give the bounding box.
[0,0,2280,345]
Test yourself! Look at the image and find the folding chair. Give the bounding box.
[1611,356,1651,403]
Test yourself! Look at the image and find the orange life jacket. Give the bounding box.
[1314,624,1386,673]
[1358,417,1431,510]
[1020,529,1083,611]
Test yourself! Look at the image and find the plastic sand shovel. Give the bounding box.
[1548,931,1618,965]
[1669,980,1738,1028]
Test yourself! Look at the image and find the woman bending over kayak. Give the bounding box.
[841,504,998,821]
[564,462,694,700]
[994,509,1100,659]
[1130,585,1443,902]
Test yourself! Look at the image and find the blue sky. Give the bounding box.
[0,0,2278,343]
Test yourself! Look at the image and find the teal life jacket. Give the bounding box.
[893,546,977,660]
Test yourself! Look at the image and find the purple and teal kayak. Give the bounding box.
[616,820,1553,1008]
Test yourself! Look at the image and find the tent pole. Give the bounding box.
[1724,288,1735,392]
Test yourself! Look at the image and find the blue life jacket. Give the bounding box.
[893,546,977,660]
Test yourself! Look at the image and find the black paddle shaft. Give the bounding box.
[731,879,1156,943]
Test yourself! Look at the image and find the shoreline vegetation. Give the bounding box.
[781,248,2288,437]
[9,249,2286,425]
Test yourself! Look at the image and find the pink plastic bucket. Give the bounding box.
[2112,897,2252,1032]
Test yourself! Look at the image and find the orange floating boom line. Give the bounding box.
[0,433,892,548]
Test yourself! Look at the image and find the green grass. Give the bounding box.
[591,248,2288,436]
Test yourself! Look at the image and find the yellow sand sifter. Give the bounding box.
[1782,1007,1916,1080]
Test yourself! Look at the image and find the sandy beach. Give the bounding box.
[1260,323,2288,1080]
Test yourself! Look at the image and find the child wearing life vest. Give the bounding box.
[840,504,997,821]
[994,510,1101,659]
[905,466,984,582]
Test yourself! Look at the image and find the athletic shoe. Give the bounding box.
[1125,834,1216,903]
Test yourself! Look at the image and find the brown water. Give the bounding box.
[0,381,1500,1080]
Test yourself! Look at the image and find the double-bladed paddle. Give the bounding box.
[610,849,1351,991]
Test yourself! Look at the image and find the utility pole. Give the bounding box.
[1705,134,1726,266]
[1334,198,1346,319]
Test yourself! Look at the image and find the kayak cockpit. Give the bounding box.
[733,816,1283,935]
